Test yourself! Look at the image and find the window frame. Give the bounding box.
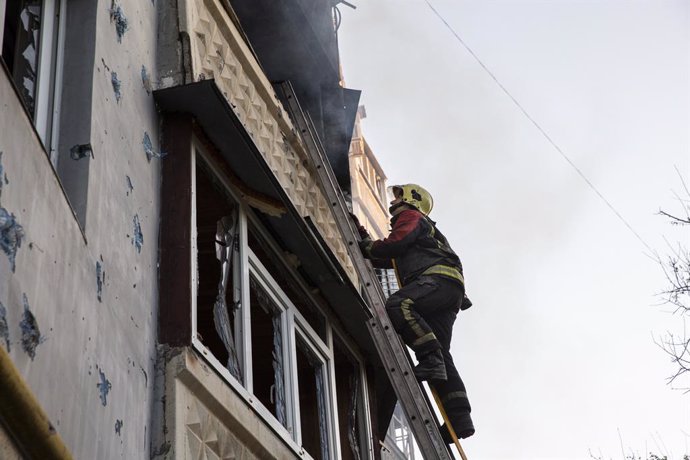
[331,328,375,460]
[189,142,375,459]
[0,0,66,164]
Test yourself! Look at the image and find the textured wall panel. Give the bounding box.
[179,0,357,284]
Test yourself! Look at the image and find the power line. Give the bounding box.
[423,0,655,254]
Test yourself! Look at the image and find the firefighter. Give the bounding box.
[353,184,475,441]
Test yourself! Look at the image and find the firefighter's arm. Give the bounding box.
[365,210,423,259]
[358,237,393,268]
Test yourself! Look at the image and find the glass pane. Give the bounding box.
[2,0,42,117]
[383,403,419,460]
[296,337,330,460]
[195,164,242,380]
[249,275,287,427]
[334,341,364,460]
[247,225,327,340]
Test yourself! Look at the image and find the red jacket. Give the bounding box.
[361,208,464,287]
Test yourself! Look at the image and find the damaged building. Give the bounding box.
[0,0,420,459]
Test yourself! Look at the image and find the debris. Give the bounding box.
[0,301,9,351]
[115,419,123,435]
[142,132,167,162]
[141,65,152,94]
[0,207,25,273]
[109,1,128,43]
[19,294,41,360]
[132,215,143,253]
[97,368,112,406]
[96,260,105,302]
[111,72,122,103]
[126,175,134,195]
[69,143,94,161]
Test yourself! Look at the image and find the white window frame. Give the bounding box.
[190,148,301,453]
[291,319,335,459]
[190,143,373,460]
[331,328,375,460]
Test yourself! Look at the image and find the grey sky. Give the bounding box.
[339,1,689,458]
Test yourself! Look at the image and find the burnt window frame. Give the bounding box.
[188,140,374,459]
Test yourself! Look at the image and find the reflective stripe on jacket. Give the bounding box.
[367,209,463,287]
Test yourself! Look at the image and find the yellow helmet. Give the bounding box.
[391,184,434,215]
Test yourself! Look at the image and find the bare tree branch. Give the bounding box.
[656,175,690,391]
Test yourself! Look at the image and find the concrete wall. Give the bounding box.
[0,0,160,457]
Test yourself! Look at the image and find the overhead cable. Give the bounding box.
[423,0,654,254]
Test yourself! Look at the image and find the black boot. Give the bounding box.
[414,349,447,381]
[439,412,475,443]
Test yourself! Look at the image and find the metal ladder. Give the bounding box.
[277,81,456,459]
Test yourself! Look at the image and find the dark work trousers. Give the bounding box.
[386,274,472,422]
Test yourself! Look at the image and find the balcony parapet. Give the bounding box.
[175,0,357,284]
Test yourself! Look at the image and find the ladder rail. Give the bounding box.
[277,81,453,459]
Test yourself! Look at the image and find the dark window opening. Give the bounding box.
[2,0,43,118]
[296,337,329,460]
[334,340,364,460]
[249,275,287,427]
[247,223,327,340]
[195,163,241,378]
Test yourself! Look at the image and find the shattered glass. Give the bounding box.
[6,2,42,117]
[298,340,330,460]
[315,363,330,460]
[213,213,242,381]
[347,373,362,460]
[249,275,287,428]
[272,314,286,426]
[0,207,26,272]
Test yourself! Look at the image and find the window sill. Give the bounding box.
[173,342,317,459]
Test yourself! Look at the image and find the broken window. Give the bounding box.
[249,273,287,428]
[247,225,327,340]
[295,333,330,460]
[334,339,368,460]
[189,145,373,460]
[195,161,242,380]
[1,0,65,159]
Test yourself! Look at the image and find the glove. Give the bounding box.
[460,294,473,311]
[358,237,374,258]
[349,212,370,240]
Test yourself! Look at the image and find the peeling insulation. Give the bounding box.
[0,207,25,272]
[97,368,112,406]
[141,65,152,94]
[19,294,41,360]
[142,132,166,161]
[109,1,128,42]
[132,214,143,253]
[111,72,122,103]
